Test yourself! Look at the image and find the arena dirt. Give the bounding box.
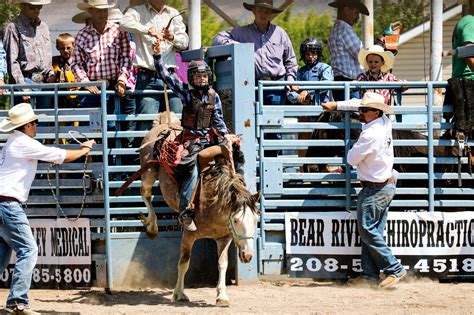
[1,278,473,314]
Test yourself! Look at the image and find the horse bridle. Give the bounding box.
[227,207,255,242]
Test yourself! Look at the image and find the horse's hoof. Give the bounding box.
[145,230,158,240]
[138,213,147,224]
[216,298,230,307]
[172,292,189,303]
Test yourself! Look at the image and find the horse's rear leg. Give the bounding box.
[139,168,159,239]
[215,237,232,306]
[173,233,195,302]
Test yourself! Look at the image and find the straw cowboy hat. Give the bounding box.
[78,0,117,10]
[328,0,369,16]
[358,45,395,72]
[13,0,51,5]
[0,103,46,132]
[108,8,123,23]
[243,0,282,13]
[359,92,393,114]
[72,11,91,24]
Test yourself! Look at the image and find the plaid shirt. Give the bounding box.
[72,22,131,84]
[357,70,401,104]
[328,20,363,80]
[153,54,227,136]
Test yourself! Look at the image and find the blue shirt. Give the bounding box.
[153,54,228,136]
[0,41,6,79]
[287,62,333,105]
[212,23,298,81]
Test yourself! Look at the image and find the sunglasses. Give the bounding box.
[27,4,43,10]
[358,107,378,113]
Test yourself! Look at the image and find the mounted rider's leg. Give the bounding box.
[178,148,199,231]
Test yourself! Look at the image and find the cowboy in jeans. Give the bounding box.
[322,92,406,289]
[0,103,95,314]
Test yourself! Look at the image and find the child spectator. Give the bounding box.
[357,45,405,105]
[287,38,333,105]
[52,33,79,108]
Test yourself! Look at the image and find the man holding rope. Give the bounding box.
[0,103,95,314]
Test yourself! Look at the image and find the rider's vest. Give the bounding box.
[181,88,216,130]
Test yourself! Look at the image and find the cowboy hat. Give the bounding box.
[358,45,395,72]
[13,0,51,5]
[72,11,92,24]
[0,103,46,132]
[243,0,283,13]
[78,0,117,10]
[359,92,393,114]
[328,0,369,16]
[108,8,123,23]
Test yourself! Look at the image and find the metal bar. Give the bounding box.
[431,0,443,81]
[202,0,239,27]
[257,80,266,271]
[362,0,374,48]
[427,83,435,212]
[188,0,201,49]
[344,82,351,212]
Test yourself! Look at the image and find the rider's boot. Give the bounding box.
[179,207,197,232]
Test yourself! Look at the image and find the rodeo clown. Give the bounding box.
[151,40,239,232]
[287,37,334,106]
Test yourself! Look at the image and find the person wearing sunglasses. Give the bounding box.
[3,0,55,108]
[0,103,96,315]
[321,92,406,289]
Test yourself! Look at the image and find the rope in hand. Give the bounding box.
[46,130,91,221]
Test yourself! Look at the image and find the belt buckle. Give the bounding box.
[31,72,44,83]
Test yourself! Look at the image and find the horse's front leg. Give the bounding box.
[139,167,159,239]
[173,232,196,302]
[215,237,232,306]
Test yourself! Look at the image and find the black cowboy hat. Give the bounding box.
[328,0,370,16]
[243,0,283,13]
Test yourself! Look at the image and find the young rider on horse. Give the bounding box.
[152,40,231,232]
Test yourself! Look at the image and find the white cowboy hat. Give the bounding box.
[358,45,395,72]
[0,103,46,132]
[108,8,123,23]
[359,92,393,114]
[72,11,92,24]
[243,0,282,13]
[13,0,51,5]
[78,0,117,10]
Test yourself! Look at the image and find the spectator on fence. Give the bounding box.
[212,0,298,105]
[152,40,229,231]
[0,102,95,315]
[357,45,406,105]
[120,0,188,132]
[328,0,369,101]
[321,92,406,289]
[0,41,6,95]
[72,0,132,131]
[3,0,55,108]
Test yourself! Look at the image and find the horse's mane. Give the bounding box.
[203,160,258,215]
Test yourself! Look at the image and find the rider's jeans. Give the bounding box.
[356,182,404,280]
[0,201,38,307]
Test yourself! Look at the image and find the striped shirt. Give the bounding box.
[153,54,227,136]
[357,70,401,104]
[72,22,131,84]
[328,20,363,80]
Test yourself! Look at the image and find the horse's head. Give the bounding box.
[227,191,260,263]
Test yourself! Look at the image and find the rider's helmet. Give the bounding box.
[299,38,323,67]
[187,60,212,90]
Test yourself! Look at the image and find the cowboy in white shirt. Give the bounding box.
[322,92,406,289]
[0,103,95,314]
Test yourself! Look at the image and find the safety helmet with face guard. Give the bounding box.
[300,38,323,67]
[187,60,212,90]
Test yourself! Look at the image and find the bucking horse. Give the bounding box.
[131,112,260,305]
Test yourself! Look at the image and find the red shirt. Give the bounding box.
[357,70,402,104]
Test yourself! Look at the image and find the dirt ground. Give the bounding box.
[1,278,474,314]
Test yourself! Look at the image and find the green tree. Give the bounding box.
[374,0,429,36]
[0,3,19,31]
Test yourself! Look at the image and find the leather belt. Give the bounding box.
[360,177,395,188]
[0,196,20,203]
[257,75,285,82]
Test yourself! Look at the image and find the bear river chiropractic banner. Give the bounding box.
[1,219,91,289]
[285,211,474,280]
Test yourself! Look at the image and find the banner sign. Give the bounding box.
[285,211,474,280]
[1,219,92,289]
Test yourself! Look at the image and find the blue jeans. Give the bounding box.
[135,70,183,131]
[0,201,38,307]
[14,78,51,109]
[79,87,121,131]
[174,143,201,213]
[332,76,360,101]
[356,182,404,280]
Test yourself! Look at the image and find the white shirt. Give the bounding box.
[0,131,66,202]
[120,4,189,70]
[336,101,394,182]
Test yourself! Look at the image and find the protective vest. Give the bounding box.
[181,88,216,130]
